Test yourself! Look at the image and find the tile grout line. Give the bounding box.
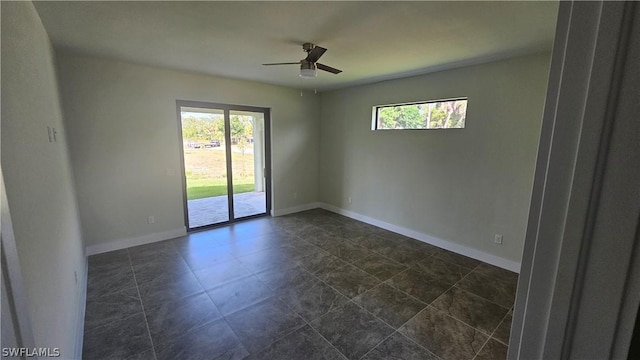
[356,330,395,359]
[295,262,431,359]
[199,228,329,356]
[449,263,517,310]
[148,211,511,359]
[278,211,515,358]
[421,302,506,359]
[422,261,495,317]
[449,284,513,311]
[355,280,455,359]
[398,331,445,360]
[185,227,301,357]
[288,224,455,358]
[356,296,441,360]
[491,312,512,346]
[183,243,246,340]
[286,301,350,360]
[244,230,348,356]
[227,295,309,357]
[218,311,252,357]
[382,269,448,308]
[424,302,497,339]
[471,309,512,360]
[350,281,429,324]
[436,260,482,301]
[195,246,259,357]
[280,211,502,358]
[268,231,357,306]
[361,264,468,359]
[405,304,489,360]
[427,243,514,335]
[127,250,158,360]
[248,229,373,359]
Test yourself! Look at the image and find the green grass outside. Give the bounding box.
[186,177,255,200]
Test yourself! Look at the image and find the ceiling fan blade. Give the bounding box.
[262,62,300,66]
[317,63,342,74]
[305,46,327,63]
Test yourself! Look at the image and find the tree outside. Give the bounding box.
[181,112,256,200]
[377,99,467,129]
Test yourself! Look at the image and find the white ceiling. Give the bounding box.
[33,1,559,91]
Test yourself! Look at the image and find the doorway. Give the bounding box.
[177,100,271,230]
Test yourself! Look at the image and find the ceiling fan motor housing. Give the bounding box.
[300,60,316,71]
[302,43,315,52]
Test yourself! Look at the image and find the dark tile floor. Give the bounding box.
[83,209,518,360]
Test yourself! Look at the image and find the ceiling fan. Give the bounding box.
[262,43,342,78]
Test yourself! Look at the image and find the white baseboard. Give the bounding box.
[74,257,88,359]
[85,227,187,255]
[272,202,322,217]
[319,203,521,273]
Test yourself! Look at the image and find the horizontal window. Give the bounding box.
[372,98,468,130]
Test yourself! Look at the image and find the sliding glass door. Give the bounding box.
[177,101,271,230]
[229,110,267,220]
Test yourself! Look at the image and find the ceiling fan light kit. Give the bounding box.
[299,60,317,78]
[263,42,342,78]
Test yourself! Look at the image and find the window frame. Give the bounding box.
[371,97,468,131]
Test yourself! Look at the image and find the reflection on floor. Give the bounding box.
[188,191,266,228]
[83,209,517,360]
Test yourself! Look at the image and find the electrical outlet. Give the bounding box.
[348,196,352,204]
[293,192,297,199]
[148,216,155,224]
[494,234,503,245]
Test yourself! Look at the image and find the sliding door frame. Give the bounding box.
[176,99,272,231]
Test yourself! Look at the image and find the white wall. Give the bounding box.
[319,54,551,265]
[56,53,320,249]
[1,2,86,357]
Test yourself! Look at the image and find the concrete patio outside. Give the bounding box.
[187,191,266,228]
